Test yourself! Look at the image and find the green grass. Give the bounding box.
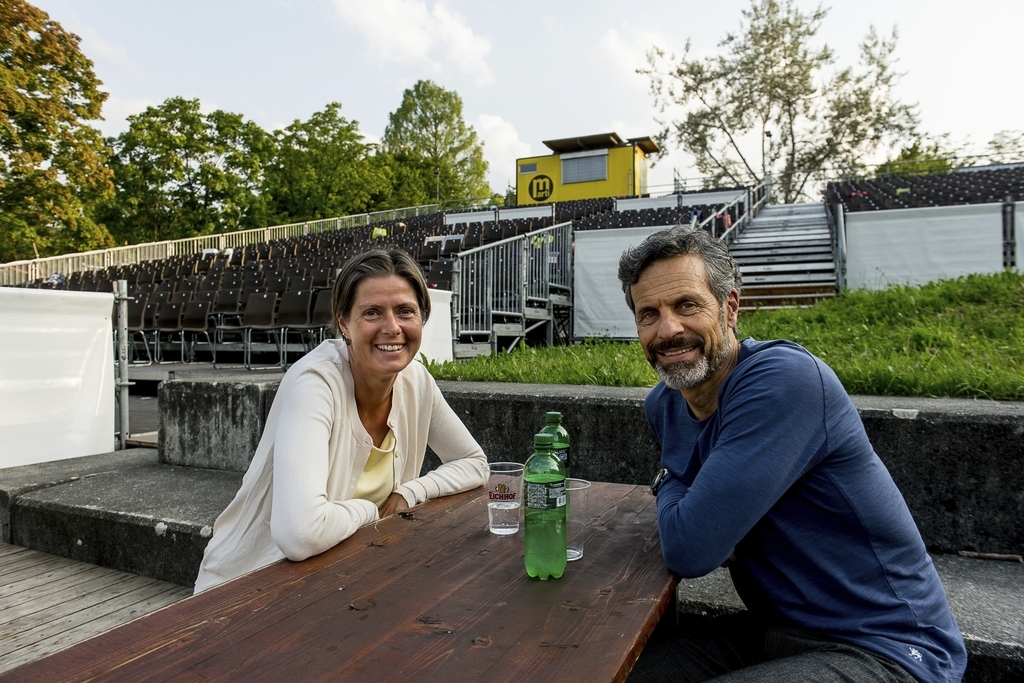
[424,270,1024,401]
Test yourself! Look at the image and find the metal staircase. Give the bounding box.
[730,203,837,310]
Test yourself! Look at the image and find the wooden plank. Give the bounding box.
[5,484,674,683]
[1,548,80,576]
[1,570,147,619]
[0,557,99,602]
[0,580,189,659]
[0,544,190,676]
[1,584,189,675]
[0,577,182,655]
[0,544,31,563]
[0,559,96,601]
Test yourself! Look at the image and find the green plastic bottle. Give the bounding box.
[540,411,570,477]
[523,432,567,580]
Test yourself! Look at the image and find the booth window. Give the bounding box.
[563,155,607,184]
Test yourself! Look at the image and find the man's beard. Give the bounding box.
[647,310,733,390]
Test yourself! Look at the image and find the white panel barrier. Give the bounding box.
[615,195,680,211]
[421,289,454,363]
[845,204,1004,290]
[497,205,554,220]
[680,190,745,207]
[0,288,115,468]
[1015,203,1023,270]
[573,227,662,339]
[445,210,495,226]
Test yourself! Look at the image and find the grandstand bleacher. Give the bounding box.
[5,177,814,359]
[827,164,1024,213]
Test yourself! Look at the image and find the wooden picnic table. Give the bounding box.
[4,482,675,682]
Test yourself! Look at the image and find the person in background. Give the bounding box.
[195,247,487,593]
[620,227,966,683]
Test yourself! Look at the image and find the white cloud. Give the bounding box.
[596,28,671,94]
[474,114,531,193]
[606,119,651,141]
[334,0,493,85]
[361,130,382,148]
[97,95,157,137]
[73,25,145,84]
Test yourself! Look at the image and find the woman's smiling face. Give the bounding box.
[338,275,423,381]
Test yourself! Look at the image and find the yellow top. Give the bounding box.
[353,430,396,508]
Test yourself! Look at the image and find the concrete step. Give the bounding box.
[677,559,1024,683]
[730,245,833,258]
[737,230,831,242]
[0,450,241,587]
[742,284,839,296]
[743,272,837,285]
[736,253,834,265]
[733,234,831,245]
[730,202,835,308]
[741,264,835,276]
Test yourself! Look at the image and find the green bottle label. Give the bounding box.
[525,480,566,510]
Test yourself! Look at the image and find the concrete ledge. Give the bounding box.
[1,449,241,586]
[159,379,278,471]
[157,379,1024,556]
[677,557,1024,683]
[853,396,1024,557]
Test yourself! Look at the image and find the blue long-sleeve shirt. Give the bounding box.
[646,338,967,683]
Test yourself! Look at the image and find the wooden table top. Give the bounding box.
[5,482,675,683]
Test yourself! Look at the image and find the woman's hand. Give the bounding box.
[379,492,410,518]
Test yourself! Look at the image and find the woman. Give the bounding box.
[194,248,487,593]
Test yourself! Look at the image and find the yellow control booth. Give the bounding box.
[515,132,659,205]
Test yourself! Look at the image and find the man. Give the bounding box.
[620,227,966,683]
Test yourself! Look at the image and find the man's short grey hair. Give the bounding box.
[617,226,742,312]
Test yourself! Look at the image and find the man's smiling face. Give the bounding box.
[631,254,737,391]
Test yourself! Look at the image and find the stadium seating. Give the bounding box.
[15,190,749,362]
[826,164,1024,213]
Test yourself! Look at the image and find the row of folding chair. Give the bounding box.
[122,289,335,368]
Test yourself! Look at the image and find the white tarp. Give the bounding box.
[0,288,115,467]
[422,289,454,363]
[845,203,1004,289]
[573,227,663,339]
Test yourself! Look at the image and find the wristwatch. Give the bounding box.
[650,468,669,496]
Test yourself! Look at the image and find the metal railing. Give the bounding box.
[700,179,769,243]
[453,222,573,346]
[0,204,441,287]
[825,197,848,292]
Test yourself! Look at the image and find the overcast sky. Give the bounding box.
[33,0,1024,196]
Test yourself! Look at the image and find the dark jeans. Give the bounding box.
[629,612,919,683]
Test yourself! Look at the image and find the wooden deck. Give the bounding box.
[0,542,192,675]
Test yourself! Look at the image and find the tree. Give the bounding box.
[641,0,919,203]
[875,135,960,177]
[100,97,271,244]
[0,0,114,263]
[263,103,389,223]
[381,80,490,206]
[986,130,1024,165]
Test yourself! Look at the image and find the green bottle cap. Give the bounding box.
[534,432,554,446]
[545,411,561,422]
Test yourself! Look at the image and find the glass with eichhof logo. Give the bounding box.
[486,462,525,535]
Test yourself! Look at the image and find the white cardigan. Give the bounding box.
[194,339,487,593]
